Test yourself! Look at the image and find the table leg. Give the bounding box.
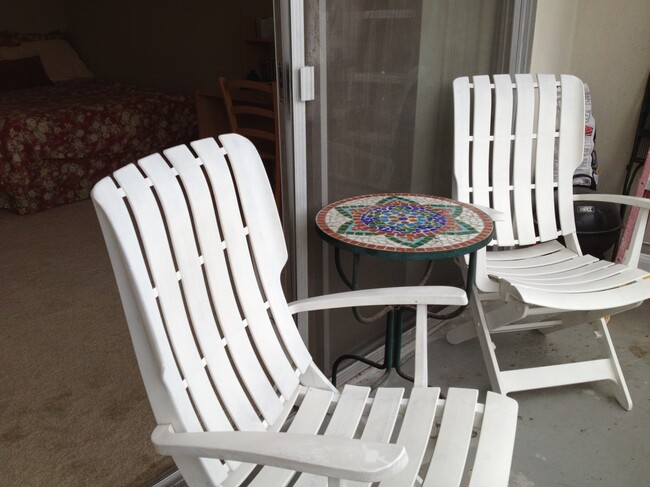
[331,309,395,387]
[330,249,477,385]
[426,252,476,320]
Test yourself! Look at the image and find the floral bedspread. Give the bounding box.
[0,79,197,214]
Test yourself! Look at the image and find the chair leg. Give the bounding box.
[468,289,507,394]
[461,295,633,410]
[592,317,633,410]
[446,319,477,344]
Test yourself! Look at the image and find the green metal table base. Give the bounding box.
[330,250,477,387]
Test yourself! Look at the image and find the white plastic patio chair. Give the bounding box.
[448,74,650,410]
[92,134,518,486]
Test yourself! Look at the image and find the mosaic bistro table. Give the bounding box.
[315,193,494,385]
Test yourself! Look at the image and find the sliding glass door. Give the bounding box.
[281,0,519,370]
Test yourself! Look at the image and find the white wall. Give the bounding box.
[529,0,579,75]
[531,0,650,251]
[531,0,650,195]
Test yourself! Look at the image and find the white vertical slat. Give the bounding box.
[380,388,440,487]
[190,138,301,403]
[413,304,428,387]
[222,388,305,487]
[470,75,492,208]
[293,385,372,487]
[347,388,405,487]
[422,388,478,487]
[114,164,232,433]
[557,75,585,237]
[452,77,471,203]
[163,144,285,425]
[216,134,313,373]
[512,74,537,244]
[534,74,560,241]
[361,388,405,444]
[468,392,518,487]
[145,147,266,432]
[166,139,282,423]
[92,178,205,435]
[491,74,515,246]
[248,388,335,487]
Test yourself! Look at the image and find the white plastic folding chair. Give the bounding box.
[92,134,518,486]
[449,74,650,410]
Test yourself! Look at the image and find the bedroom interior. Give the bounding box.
[0,0,274,485]
[2,0,650,486]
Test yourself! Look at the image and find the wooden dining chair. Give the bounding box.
[448,74,650,410]
[219,76,281,212]
[92,134,519,486]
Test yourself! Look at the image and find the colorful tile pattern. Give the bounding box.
[316,193,493,258]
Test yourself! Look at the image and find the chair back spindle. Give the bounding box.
[92,135,321,485]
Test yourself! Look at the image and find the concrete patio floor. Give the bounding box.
[348,300,650,486]
[157,300,649,487]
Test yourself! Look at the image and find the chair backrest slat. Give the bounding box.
[454,74,585,251]
[557,74,586,236]
[512,74,537,245]
[491,75,516,246]
[141,149,268,431]
[92,134,317,486]
[188,138,301,403]
[452,77,472,205]
[209,136,313,373]
[471,76,493,208]
[93,178,205,434]
[114,164,233,432]
[534,74,561,241]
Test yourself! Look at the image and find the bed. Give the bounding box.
[0,32,197,214]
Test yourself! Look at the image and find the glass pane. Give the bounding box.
[304,0,501,370]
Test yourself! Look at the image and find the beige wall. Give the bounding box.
[64,0,272,94]
[531,0,650,196]
[2,0,273,94]
[0,0,67,33]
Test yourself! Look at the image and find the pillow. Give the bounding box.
[0,30,69,47]
[0,56,53,91]
[0,39,92,81]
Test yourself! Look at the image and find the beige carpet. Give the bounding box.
[0,199,174,486]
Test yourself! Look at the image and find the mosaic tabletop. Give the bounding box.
[316,193,494,260]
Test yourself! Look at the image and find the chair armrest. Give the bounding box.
[575,193,650,267]
[573,193,650,210]
[287,286,467,315]
[151,424,408,482]
[471,204,506,222]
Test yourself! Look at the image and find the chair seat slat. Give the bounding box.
[248,388,335,486]
[422,388,478,487]
[509,266,648,293]
[485,240,565,261]
[379,388,440,487]
[488,248,575,269]
[498,261,616,283]
[361,388,405,444]
[504,276,650,310]
[490,254,599,277]
[468,392,518,487]
[292,385,372,487]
